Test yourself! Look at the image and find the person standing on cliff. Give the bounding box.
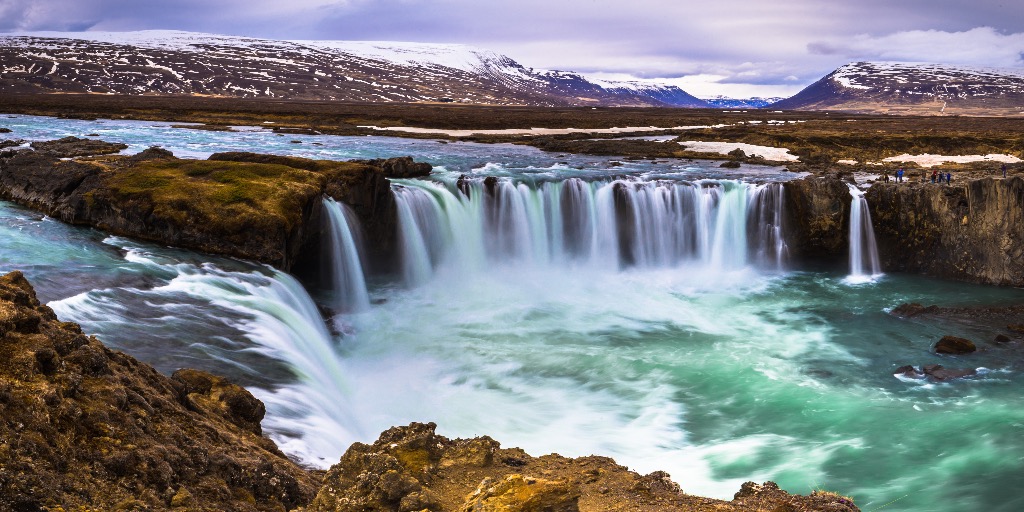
[932,169,938,183]
[897,167,904,183]
[946,172,952,185]
[1003,163,1008,178]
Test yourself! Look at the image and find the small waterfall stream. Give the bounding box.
[846,185,882,282]
[322,198,370,312]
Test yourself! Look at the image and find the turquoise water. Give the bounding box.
[3,115,1024,510]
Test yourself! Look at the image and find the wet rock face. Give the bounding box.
[310,422,860,512]
[935,335,978,354]
[783,176,1024,285]
[895,364,977,381]
[783,176,851,263]
[867,177,1024,285]
[0,271,319,511]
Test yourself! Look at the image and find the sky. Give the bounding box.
[1,0,1023,98]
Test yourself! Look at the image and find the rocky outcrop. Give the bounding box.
[781,175,1024,286]
[866,178,1024,285]
[0,270,319,511]
[782,176,851,262]
[30,135,127,157]
[895,364,977,381]
[0,141,430,272]
[935,335,977,354]
[308,422,859,512]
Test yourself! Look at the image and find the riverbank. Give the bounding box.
[0,137,428,270]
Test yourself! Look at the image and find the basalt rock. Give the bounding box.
[29,135,128,157]
[355,156,434,179]
[782,176,851,262]
[309,422,859,512]
[781,175,1024,286]
[891,303,941,317]
[935,335,977,354]
[0,271,319,511]
[866,178,1024,285]
[0,141,428,272]
[895,364,977,381]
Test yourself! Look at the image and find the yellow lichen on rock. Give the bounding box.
[462,474,580,512]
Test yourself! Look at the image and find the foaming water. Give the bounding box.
[48,239,365,464]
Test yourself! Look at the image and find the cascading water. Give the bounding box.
[48,240,364,463]
[846,184,882,282]
[391,177,788,285]
[322,198,370,312]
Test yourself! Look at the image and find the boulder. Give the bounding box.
[891,303,940,317]
[922,364,977,381]
[995,334,1011,343]
[935,336,977,354]
[30,136,128,157]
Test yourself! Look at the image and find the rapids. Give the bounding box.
[3,114,1024,511]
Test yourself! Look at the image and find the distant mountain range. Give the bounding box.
[704,96,785,109]
[2,32,1022,115]
[0,31,709,108]
[772,62,1024,115]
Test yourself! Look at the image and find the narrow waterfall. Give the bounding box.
[391,177,789,285]
[322,198,370,312]
[847,185,882,281]
[747,183,789,270]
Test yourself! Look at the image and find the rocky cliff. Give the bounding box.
[0,139,429,271]
[782,174,1024,286]
[866,177,1024,285]
[0,270,319,510]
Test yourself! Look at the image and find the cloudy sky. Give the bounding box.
[2,0,1023,98]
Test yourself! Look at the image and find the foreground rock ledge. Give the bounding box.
[306,421,859,512]
[0,270,319,511]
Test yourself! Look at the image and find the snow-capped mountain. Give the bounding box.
[703,96,785,109]
[772,61,1024,114]
[0,30,709,108]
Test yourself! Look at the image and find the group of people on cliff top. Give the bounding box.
[883,167,952,184]
[882,164,1011,184]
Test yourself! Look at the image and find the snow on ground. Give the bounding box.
[882,153,1021,167]
[837,159,859,165]
[677,141,799,162]
[358,125,725,137]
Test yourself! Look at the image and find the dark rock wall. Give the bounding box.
[867,177,1024,285]
[783,175,1024,286]
[783,176,851,263]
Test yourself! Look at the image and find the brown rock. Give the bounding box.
[891,303,940,317]
[0,271,318,511]
[935,335,977,354]
[462,474,580,512]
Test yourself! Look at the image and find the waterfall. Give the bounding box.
[391,177,789,285]
[322,198,370,312]
[747,183,789,271]
[847,185,882,281]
